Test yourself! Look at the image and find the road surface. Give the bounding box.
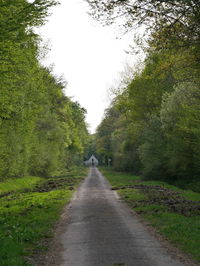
[59,167,184,266]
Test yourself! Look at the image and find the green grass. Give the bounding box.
[0,176,42,195]
[100,167,200,262]
[143,212,200,261]
[183,190,200,201]
[100,168,139,188]
[118,189,147,201]
[0,167,87,266]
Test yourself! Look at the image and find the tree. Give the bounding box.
[84,134,98,161]
[95,103,120,165]
[88,0,200,77]
[138,115,167,179]
[0,0,89,179]
[160,82,200,179]
[87,0,200,43]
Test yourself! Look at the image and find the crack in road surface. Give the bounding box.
[59,167,184,266]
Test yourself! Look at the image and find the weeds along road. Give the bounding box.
[59,167,184,266]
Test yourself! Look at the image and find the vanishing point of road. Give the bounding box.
[59,167,184,266]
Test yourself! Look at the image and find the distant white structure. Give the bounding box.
[84,155,98,166]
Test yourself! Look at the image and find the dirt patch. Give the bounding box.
[0,177,78,199]
[113,184,200,217]
[28,177,81,193]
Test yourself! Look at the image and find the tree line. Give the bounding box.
[91,0,200,190]
[0,0,88,179]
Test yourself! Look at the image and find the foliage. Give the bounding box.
[84,134,98,160]
[94,0,200,187]
[87,0,200,51]
[138,115,167,179]
[0,0,88,179]
[96,49,200,186]
[95,49,176,174]
[95,103,120,165]
[160,83,200,179]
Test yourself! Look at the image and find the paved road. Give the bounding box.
[60,167,184,266]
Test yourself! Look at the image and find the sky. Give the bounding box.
[38,0,141,133]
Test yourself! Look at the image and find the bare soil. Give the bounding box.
[112,184,200,216]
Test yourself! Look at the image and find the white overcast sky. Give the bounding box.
[38,0,142,133]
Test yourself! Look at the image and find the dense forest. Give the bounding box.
[2,0,200,190]
[0,0,88,179]
[90,0,200,191]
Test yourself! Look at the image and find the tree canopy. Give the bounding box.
[0,0,89,179]
[93,1,200,191]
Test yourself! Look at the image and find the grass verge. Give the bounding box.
[100,167,200,263]
[0,167,87,266]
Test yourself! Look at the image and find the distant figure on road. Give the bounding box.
[84,155,99,167]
